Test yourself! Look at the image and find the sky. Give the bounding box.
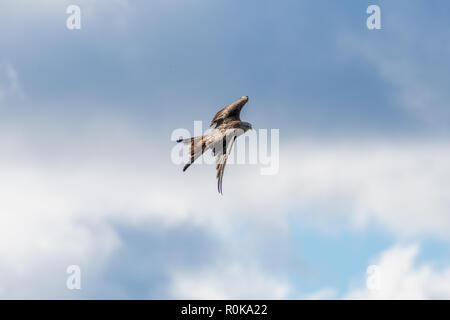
[0,0,450,299]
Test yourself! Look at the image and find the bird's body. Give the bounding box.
[177,96,252,194]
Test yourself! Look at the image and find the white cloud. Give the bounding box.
[280,140,450,238]
[345,244,450,299]
[3,126,450,237]
[168,244,450,300]
[169,262,292,299]
[1,119,450,297]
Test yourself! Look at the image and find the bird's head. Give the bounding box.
[240,121,253,132]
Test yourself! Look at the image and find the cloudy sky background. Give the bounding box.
[1,0,450,299]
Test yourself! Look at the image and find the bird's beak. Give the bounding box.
[250,125,253,130]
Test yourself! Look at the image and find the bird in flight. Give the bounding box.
[177,96,253,194]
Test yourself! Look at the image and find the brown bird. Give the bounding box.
[177,96,253,194]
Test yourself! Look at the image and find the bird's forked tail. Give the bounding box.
[177,134,213,171]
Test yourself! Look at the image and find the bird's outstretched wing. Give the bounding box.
[210,96,248,127]
[214,132,237,194]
